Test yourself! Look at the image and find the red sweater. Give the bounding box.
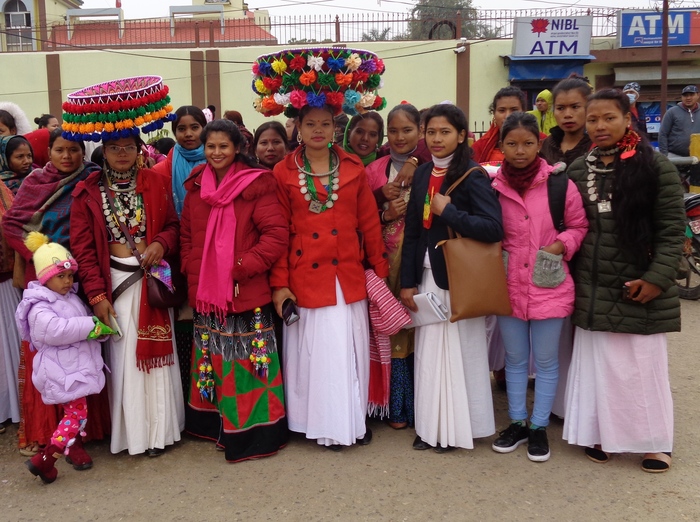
[70,168,180,302]
[180,164,289,313]
[270,146,389,308]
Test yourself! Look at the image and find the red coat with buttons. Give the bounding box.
[270,146,389,309]
[180,163,289,313]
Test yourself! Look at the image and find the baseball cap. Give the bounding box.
[682,85,699,94]
[623,82,640,94]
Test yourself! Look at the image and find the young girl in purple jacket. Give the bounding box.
[15,232,111,484]
[490,113,588,462]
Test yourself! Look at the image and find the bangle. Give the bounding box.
[407,156,419,167]
[89,293,107,306]
[380,210,388,224]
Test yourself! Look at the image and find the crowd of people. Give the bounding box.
[0,66,685,484]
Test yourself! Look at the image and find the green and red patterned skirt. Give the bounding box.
[186,304,288,462]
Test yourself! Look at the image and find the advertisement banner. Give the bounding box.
[512,16,592,56]
[619,9,700,48]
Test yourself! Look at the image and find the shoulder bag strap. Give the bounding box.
[442,166,485,239]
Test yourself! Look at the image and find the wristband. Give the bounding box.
[89,293,107,306]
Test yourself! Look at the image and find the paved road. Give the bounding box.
[2,301,699,521]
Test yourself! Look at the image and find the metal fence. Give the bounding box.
[1,8,624,52]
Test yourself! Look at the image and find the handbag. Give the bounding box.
[436,167,512,322]
[102,173,187,309]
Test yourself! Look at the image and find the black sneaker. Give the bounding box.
[527,427,550,462]
[492,423,529,453]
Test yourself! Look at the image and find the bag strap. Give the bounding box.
[443,166,485,239]
[547,169,568,232]
[444,166,484,197]
[102,173,144,264]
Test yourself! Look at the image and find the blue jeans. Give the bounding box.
[496,316,564,427]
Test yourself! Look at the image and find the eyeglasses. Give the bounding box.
[105,145,138,154]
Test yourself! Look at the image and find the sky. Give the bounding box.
[78,0,663,20]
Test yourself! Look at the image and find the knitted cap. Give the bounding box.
[24,232,78,285]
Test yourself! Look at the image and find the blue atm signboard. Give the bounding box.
[619,9,700,48]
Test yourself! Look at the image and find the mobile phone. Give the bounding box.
[282,298,300,326]
[622,285,639,302]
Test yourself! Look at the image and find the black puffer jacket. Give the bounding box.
[567,151,685,334]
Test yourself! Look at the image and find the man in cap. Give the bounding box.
[622,82,647,136]
[659,85,700,157]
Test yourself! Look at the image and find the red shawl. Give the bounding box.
[472,124,502,163]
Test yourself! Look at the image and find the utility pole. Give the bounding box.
[660,0,669,118]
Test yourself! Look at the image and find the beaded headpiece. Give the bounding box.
[61,76,176,142]
[251,47,387,118]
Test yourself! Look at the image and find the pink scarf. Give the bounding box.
[196,161,266,319]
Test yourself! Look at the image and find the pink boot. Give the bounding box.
[65,435,93,471]
[26,444,62,484]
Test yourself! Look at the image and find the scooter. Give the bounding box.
[677,192,700,300]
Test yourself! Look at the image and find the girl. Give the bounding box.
[540,75,593,167]
[472,86,527,164]
[271,104,388,450]
[3,129,109,462]
[253,121,289,170]
[400,103,503,452]
[181,119,289,462]
[0,102,32,136]
[1,135,33,194]
[152,105,207,217]
[491,113,587,462]
[365,103,422,428]
[15,233,109,483]
[344,112,384,166]
[71,134,185,457]
[563,89,684,473]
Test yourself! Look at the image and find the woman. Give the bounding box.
[271,104,389,450]
[252,121,289,170]
[527,89,557,136]
[152,105,207,218]
[71,134,185,456]
[365,103,422,428]
[400,103,503,452]
[34,114,60,132]
[540,75,593,167]
[563,89,684,473]
[491,113,587,462]
[472,86,527,164]
[1,135,33,194]
[344,112,384,167]
[3,129,109,462]
[623,82,648,136]
[181,119,289,462]
[0,102,32,136]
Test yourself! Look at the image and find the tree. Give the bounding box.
[361,27,392,42]
[406,0,497,40]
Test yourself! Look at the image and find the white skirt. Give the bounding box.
[563,327,674,453]
[0,279,21,423]
[283,278,369,447]
[106,256,185,455]
[551,316,573,418]
[414,267,494,449]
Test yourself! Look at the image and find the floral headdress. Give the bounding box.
[61,75,176,142]
[251,48,387,118]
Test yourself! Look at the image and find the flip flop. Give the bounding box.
[642,452,672,473]
[585,446,610,464]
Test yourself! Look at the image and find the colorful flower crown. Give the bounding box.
[61,76,176,142]
[252,48,387,118]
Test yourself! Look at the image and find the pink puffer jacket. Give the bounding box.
[492,159,588,320]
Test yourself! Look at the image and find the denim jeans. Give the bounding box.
[496,316,564,427]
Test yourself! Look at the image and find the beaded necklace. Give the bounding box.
[295,148,340,213]
[100,165,146,243]
[584,148,616,213]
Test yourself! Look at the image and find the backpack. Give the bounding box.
[547,166,569,232]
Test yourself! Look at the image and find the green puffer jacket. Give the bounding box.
[567,151,685,334]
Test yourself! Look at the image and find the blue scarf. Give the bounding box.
[171,143,206,216]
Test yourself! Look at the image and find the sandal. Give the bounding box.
[585,445,610,464]
[642,452,672,473]
[19,443,40,457]
[0,424,5,434]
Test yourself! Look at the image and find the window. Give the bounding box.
[3,0,32,52]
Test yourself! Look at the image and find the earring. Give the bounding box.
[297,133,303,144]
[136,154,145,169]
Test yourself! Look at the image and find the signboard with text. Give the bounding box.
[512,16,592,56]
[619,9,700,48]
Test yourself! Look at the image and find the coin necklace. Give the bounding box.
[295,148,340,213]
[584,148,615,213]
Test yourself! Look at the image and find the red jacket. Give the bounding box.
[70,168,180,303]
[270,146,389,308]
[180,164,289,313]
